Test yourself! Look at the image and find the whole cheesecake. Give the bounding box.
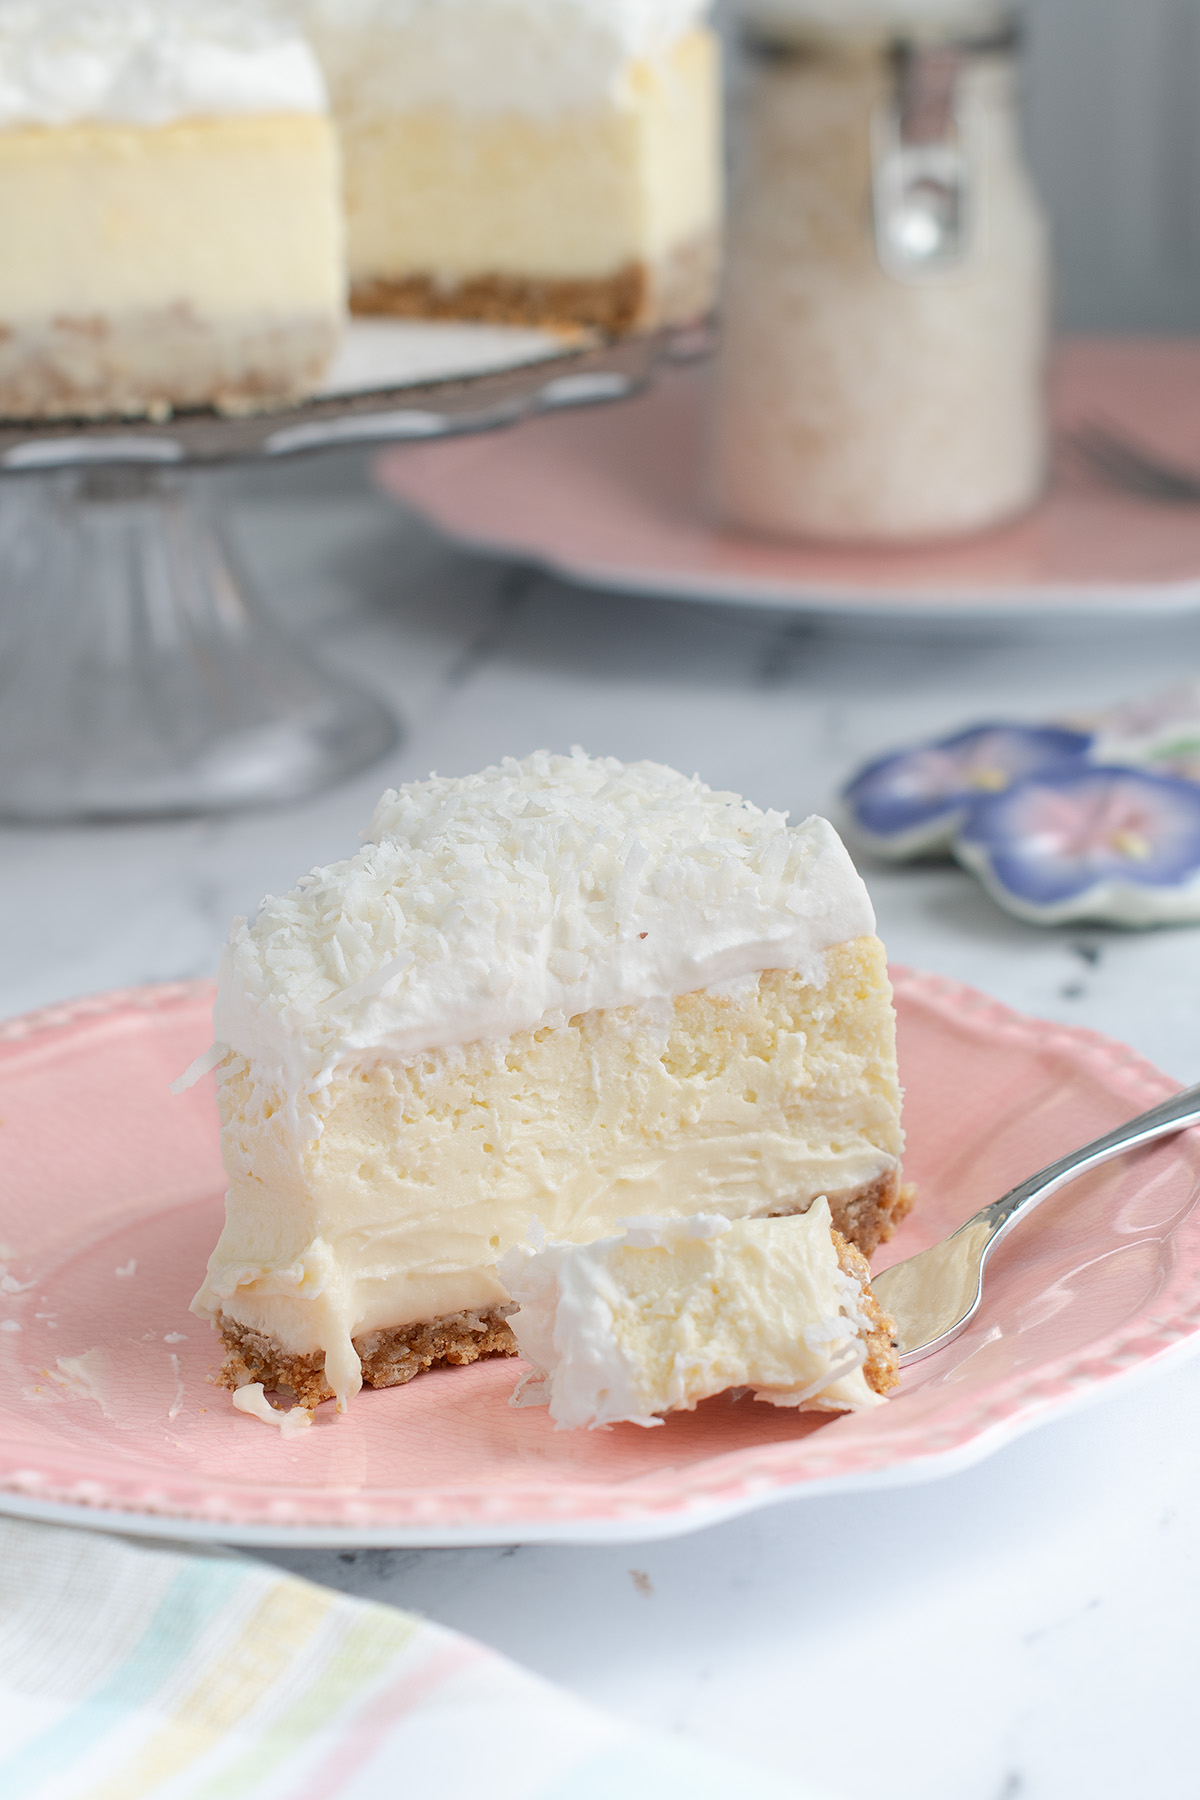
[302,0,721,332]
[0,0,345,421]
[190,751,910,1410]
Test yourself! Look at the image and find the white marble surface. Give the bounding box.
[5,448,1200,1800]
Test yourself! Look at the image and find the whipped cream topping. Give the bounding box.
[303,0,710,117]
[0,0,326,129]
[211,750,876,1127]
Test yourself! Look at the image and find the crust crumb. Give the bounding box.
[832,1230,901,1397]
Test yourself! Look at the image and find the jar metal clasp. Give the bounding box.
[872,41,972,278]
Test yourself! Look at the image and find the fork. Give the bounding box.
[1067,422,1200,503]
[871,1081,1200,1364]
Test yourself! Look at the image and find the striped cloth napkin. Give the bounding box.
[0,1518,834,1800]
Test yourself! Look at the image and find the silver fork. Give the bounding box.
[872,1081,1200,1364]
[1067,423,1200,503]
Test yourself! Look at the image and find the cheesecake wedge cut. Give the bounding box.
[191,751,910,1411]
[304,0,721,332]
[0,0,344,421]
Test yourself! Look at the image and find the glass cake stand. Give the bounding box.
[0,320,690,824]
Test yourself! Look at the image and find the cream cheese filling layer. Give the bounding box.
[198,1117,894,1347]
[0,115,344,320]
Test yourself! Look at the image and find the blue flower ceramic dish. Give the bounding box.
[955,765,1200,926]
[842,723,1095,860]
[840,690,1200,926]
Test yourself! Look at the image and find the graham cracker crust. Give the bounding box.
[350,232,718,335]
[768,1166,915,1260]
[352,266,646,335]
[215,1168,912,1408]
[218,1306,518,1409]
[832,1229,901,1399]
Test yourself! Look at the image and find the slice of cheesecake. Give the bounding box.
[0,1,344,420]
[191,751,910,1410]
[303,0,721,332]
[502,1201,900,1429]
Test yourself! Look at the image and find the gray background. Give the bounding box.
[1026,0,1200,329]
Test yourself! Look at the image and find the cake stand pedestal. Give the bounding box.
[0,321,682,823]
[0,462,396,823]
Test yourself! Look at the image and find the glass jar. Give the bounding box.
[710,4,1049,543]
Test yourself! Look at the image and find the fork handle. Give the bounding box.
[975,1079,1200,1258]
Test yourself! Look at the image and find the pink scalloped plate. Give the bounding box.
[376,339,1200,616]
[2,973,1199,1547]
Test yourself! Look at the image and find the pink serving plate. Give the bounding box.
[377,339,1200,617]
[2,972,1199,1547]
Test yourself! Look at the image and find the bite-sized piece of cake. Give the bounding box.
[503,1200,900,1429]
[302,0,721,332]
[0,0,344,421]
[189,750,909,1412]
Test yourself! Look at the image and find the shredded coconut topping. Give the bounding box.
[211,749,875,1126]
